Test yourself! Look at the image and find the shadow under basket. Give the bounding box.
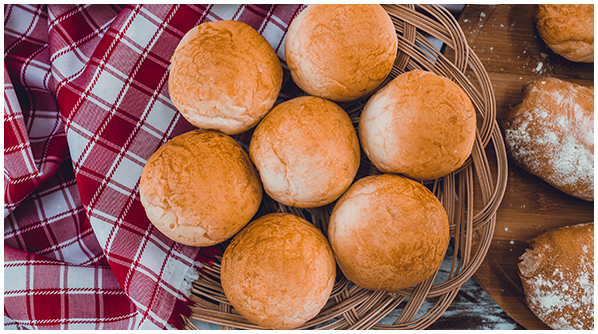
[184,4,508,330]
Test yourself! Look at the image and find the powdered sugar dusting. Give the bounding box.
[527,268,594,330]
[504,79,594,200]
[521,223,594,330]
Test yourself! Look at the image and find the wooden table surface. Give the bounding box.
[451,4,594,330]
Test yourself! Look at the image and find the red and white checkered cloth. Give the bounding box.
[4,4,306,330]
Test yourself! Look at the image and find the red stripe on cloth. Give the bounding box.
[4,4,69,216]
[129,56,168,93]
[60,5,142,134]
[169,297,192,330]
[237,4,273,31]
[4,246,136,329]
[194,246,224,274]
[4,5,45,57]
[163,4,206,38]
[4,159,107,266]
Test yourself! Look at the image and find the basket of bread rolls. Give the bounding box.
[140,4,510,330]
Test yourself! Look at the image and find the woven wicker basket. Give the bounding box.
[184,4,508,330]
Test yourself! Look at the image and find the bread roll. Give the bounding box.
[534,4,594,63]
[285,4,397,102]
[139,129,262,247]
[518,222,594,330]
[221,213,336,330]
[168,20,282,135]
[249,96,360,208]
[504,78,594,201]
[327,174,449,291]
[358,70,477,181]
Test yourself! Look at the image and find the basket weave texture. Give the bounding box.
[184,4,508,330]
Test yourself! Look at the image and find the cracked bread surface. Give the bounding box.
[168,20,282,135]
[139,129,262,246]
[534,4,594,63]
[285,4,397,102]
[249,96,360,208]
[327,174,449,291]
[518,222,594,330]
[358,70,477,181]
[221,212,336,330]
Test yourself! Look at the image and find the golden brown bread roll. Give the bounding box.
[249,96,360,208]
[504,78,594,201]
[518,222,594,330]
[168,20,282,135]
[285,4,397,102]
[221,212,336,330]
[534,4,594,63]
[327,174,449,291]
[139,129,262,247]
[358,70,477,181]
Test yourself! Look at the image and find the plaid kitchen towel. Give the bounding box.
[4,4,306,330]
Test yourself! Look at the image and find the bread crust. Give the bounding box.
[249,96,360,208]
[518,222,594,330]
[285,4,397,102]
[358,70,477,181]
[221,213,336,330]
[139,129,262,246]
[534,4,594,63]
[504,78,594,201]
[327,174,449,291]
[168,20,282,134]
